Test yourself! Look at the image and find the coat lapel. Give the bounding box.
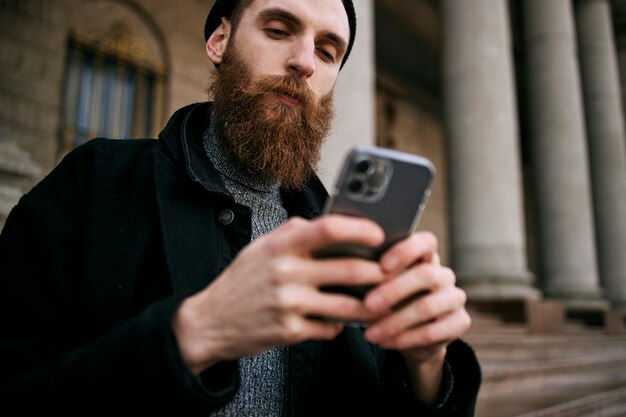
[151,103,248,296]
[153,154,219,296]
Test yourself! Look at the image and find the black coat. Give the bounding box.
[0,102,481,416]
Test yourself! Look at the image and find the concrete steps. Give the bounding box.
[466,307,626,417]
[513,386,626,417]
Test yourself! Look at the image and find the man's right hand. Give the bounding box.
[171,215,386,375]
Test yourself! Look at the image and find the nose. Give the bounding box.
[285,38,315,79]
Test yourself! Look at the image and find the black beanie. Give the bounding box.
[204,0,357,69]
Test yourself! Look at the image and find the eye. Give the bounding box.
[316,47,336,63]
[266,28,290,38]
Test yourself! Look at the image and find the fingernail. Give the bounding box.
[382,255,398,271]
[366,326,382,343]
[366,292,385,313]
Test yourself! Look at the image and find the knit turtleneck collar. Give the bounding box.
[202,123,280,194]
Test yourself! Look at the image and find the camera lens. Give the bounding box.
[354,159,371,175]
[348,179,364,194]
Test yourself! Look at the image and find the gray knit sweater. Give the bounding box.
[204,127,289,417]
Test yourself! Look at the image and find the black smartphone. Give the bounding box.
[314,145,436,300]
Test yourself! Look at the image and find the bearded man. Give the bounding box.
[0,0,481,416]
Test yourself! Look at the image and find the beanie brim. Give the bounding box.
[204,0,356,69]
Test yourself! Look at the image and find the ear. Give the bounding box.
[206,18,232,65]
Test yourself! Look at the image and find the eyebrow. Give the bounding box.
[258,7,348,57]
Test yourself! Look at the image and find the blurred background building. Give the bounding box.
[1,0,626,415]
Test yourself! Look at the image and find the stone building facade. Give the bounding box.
[1,0,626,314]
[441,0,626,312]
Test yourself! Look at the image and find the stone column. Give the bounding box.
[523,0,606,309]
[443,0,538,300]
[576,0,626,309]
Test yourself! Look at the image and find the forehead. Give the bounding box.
[242,0,350,41]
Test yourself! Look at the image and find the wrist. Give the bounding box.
[172,296,221,375]
[403,348,447,405]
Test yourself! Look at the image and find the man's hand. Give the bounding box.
[172,215,387,375]
[362,231,471,404]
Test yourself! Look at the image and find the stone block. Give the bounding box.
[525,299,565,334]
[604,310,626,334]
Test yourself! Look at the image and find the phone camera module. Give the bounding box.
[347,157,393,202]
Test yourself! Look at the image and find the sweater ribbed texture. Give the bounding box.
[204,127,289,417]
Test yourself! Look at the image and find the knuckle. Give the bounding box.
[455,287,468,305]
[285,216,307,229]
[421,264,454,288]
[275,285,300,312]
[419,263,438,283]
[262,237,284,257]
[377,322,394,340]
[316,218,339,240]
[324,325,344,340]
[269,259,297,284]
[282,316,306,341]
[339,296,364,316]
[341,259,369,279]
[461,309,472,330]
[461,310,472,330]
[442,266,456,285]
[417,231,438,250]
[418,297,438,318]
[275,287,290,310]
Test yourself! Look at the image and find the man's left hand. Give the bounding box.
[362,231,471,403]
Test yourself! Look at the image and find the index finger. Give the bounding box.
[283,214,385,255]
[379,231,439,274]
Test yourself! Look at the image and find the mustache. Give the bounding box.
[242,75,317,108]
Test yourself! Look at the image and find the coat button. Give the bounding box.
[218,209,235,225]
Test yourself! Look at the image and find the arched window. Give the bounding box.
[59,3,167,159]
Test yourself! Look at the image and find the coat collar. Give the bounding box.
[157,101,328,219]
[153,102,329,295]
[158,102,230,197]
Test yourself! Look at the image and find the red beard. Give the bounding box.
[209,44,335,190]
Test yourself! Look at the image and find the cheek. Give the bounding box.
[310,73,337,99]
[231,35,281,75]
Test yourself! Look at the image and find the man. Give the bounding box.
[0,0,481,415]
